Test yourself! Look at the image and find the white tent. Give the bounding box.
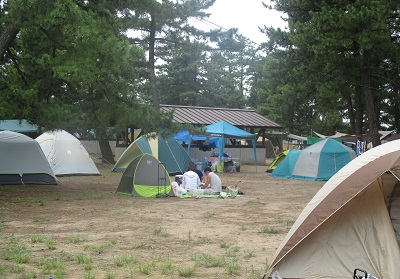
[36,130,100,176]
[0,131,57,185]
[267,139,400,279]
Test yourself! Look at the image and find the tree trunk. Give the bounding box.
[354,83,364,139]
[0,25,19,60]
[99,138,115,165]
[362,49,381,147]
[149,13,159,109]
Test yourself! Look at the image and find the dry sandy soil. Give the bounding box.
[0,161,325,279]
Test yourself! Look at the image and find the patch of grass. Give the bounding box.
[246,265,263,279]
[239,224,247,231]
[44,237,56,250]
[225,249,239,259]
[260,226,280,234]
[114,254,138,267]
[105,269,117,279]
[2,243,32,263]
[243,249,256,259]
[206,211,216,218]
[285,219,295,229]
[0,264,5,274]
[76,254,93,265]
[191,252,225,268]
[32,216,49,223]
[69,235,87,244]
[11,197,44,206]
[219,240,230,249]
[154,226,169,237]
[138,260,156,275]
[41,257,66,279]
[76,193,105,200]
[132,242,146,249]
[204,254,226,267]
[191,253,203,265]
[160,259,174,275]
[84,242,111,254]
[177,265,196,277]
[83,272,96,279]
[225,259,240,276]
[30,234,46,243]
[198,236,212,244]
[8,263,25,274]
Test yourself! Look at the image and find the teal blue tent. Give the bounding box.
[270,149,302,178]
[271,138,356,181]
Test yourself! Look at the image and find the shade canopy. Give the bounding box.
[182,120,257,164]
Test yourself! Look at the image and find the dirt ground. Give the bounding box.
[0,161,325,279]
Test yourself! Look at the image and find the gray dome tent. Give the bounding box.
[0,131,58,185]
[116,153,173,197]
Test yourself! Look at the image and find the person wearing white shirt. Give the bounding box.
[182,169,201,192]
[202,167,222,194]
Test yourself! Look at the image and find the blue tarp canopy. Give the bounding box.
[174,120,257,165]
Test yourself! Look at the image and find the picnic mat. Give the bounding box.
[178,193,241,199]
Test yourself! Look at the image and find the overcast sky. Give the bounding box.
[196,0,288,45]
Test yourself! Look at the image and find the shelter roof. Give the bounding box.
[0,119,39,133]
[159,104,282,129]
[314,130,396,143]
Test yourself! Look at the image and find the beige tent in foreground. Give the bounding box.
[267,140,400,279]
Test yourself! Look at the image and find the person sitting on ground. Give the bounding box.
[182,167,201,192]
[188,162,203,181]
[202,167,222,194]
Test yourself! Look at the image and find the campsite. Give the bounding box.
[0,160,323,279]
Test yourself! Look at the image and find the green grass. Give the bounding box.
[113,254,138,267]
[225,259,240,275]
[83,272,96,279]
[198,236,212,244]
[105,269,117,279]
[11,197,44,206]
[76,193,105,200]
[69,235,87,244]
[260,226,280,234]
[41,257,66,279]
[243,249,256,259]
[154,226,169,237]
[30,234,46,243]
[2,243,32,264]
[44,237,56,250]
[138,260,156,275]
[219,240,230,249]
[177,265,196,277]
[32,216,49,223]
[76,254,93,265]
[84,242,112,254]
[246,265,264,279]
[161,259,175,275]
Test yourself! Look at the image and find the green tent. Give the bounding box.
[116,153,173,197]
[266,149,290,173]
[113,135,192,175]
